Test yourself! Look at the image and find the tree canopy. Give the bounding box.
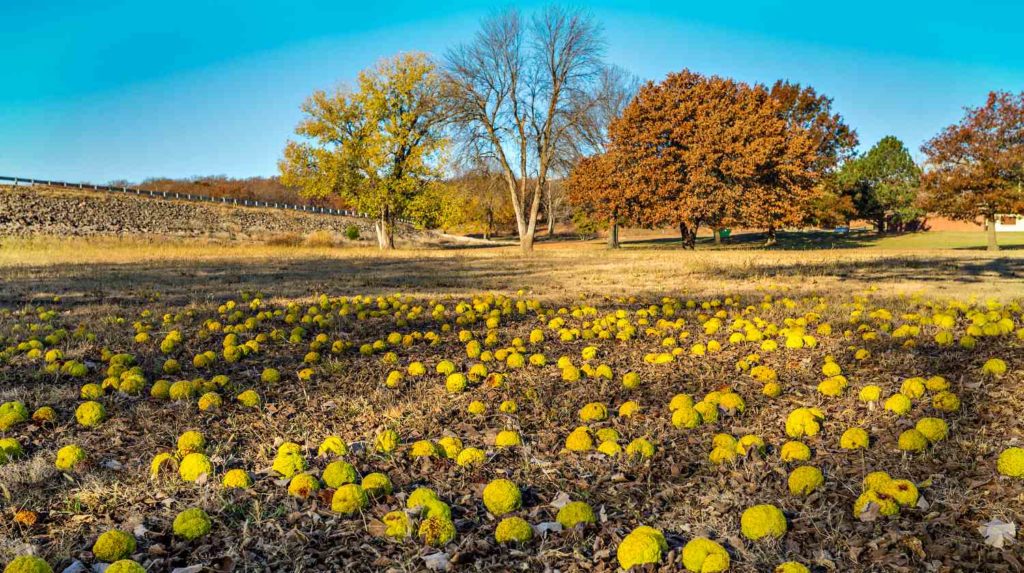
[565,152,630,244]
[760,81,857,241]
[270,14,1018,251]
[279,52,447,248]
[590,70,819,247]
[836,136,922,233]
[921,91,1024,250]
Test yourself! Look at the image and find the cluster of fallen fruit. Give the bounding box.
[1,291,1022,571]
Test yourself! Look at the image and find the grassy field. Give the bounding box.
[2,234,1024,304]
[868,231,1024,250]
[552,229,1024,252]
[0,236,1022,572]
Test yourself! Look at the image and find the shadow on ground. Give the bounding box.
[2,248,1023,310]
[619,229,1024,251]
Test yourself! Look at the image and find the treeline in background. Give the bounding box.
[112,6,1024,252]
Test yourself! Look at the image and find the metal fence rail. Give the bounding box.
[0,175,410,224]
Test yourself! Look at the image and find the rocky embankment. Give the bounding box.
[0,185,402,242]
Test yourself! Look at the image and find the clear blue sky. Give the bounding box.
[2,0,1022,183]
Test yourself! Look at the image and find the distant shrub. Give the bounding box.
[345,225,361,241]
[572,211,599,240]
[304,230,336,248]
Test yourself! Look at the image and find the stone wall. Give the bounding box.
[0,185,413,242]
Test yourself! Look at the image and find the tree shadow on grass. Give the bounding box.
[951,244,1024,252]
[712,255,1024,285]
[1,249,1023,311]
[621,229,1024,252]
[621,230,879,250]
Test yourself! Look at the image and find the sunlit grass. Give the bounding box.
[0,236,428,267]
[870,231,1024,250]
[2,234,1023,304]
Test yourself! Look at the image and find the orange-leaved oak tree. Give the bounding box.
[563,65,640,247]
[921,91,1024,251]
[751,81,857,244]
[607,69,820,248]
[565,151,638,248]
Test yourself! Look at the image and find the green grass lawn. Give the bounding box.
[620,229,1024,251]
[868,231,1024,250]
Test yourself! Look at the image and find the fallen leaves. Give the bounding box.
[422,552,450,571]
[13,509,38,527]
[978,518,1017,549]
[1,286,1023,573]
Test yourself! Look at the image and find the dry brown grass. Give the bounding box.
[1,236,1023,308]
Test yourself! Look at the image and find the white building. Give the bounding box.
[994,214,1024,233]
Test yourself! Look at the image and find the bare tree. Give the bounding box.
[575,64,641,156]
[543,179,567,235]
[445,6,605,253]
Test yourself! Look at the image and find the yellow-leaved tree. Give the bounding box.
[279,53,447,249]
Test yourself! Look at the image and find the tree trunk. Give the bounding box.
[678,222,697,250]
[876,216,886,234]
[987,214,999,252]
[503,176,532,253]
[765,226,777,247]
[520,180,544,254]
[514,210,530,253]
[545,183,556,236]
[713,229,721,245]
[608,218,620,249]
[520,231,535,253]
[375,208,395,250]
[485,210,493,240]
